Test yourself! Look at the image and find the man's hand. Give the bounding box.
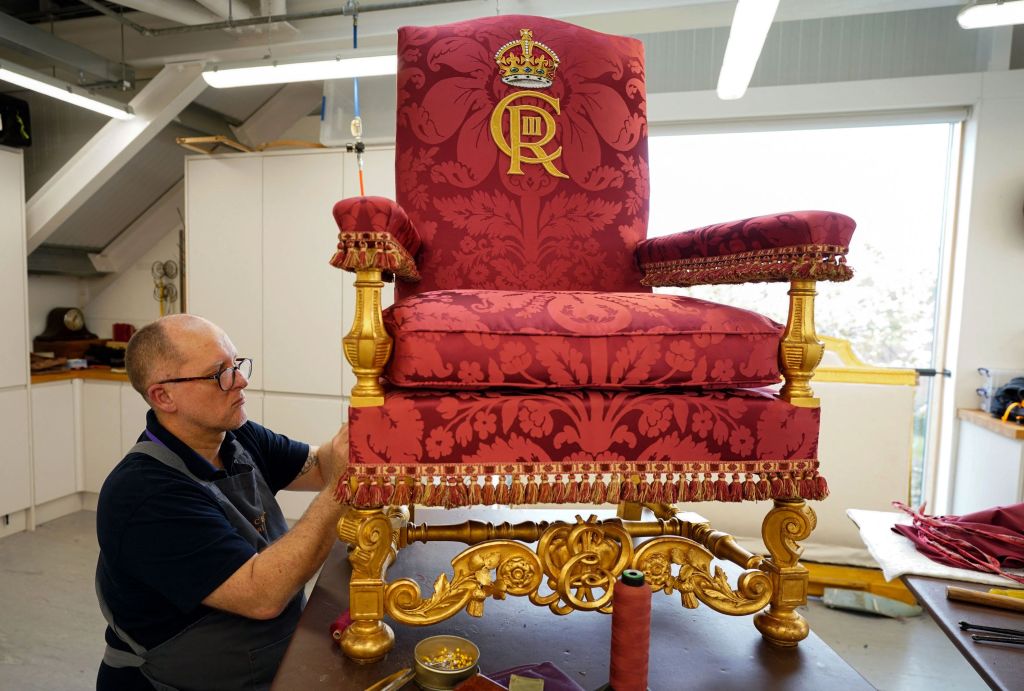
[284,422,349,492]
[321,423,349,487]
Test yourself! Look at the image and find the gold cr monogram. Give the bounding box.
[490,91,569,179]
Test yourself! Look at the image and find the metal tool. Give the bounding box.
[363,666,415,691]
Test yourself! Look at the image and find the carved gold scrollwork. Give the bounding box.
[530,515,633,614]
[761,499,816,569]
[633,537,772,615]
[338,509,398,576]
[384,542,542,626]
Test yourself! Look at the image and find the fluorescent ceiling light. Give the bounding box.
[203,54,398,88]
[0,62,134,120]
[957,0,1024,28]
[716,0,780,101]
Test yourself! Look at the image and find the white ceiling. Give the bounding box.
[44,0,965,72]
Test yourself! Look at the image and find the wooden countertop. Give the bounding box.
[958,408,1024,441]
[903,575,1024,691]
[31,368,129,384]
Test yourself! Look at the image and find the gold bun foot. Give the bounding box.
[754,607,809,647]
[339,620,395,664]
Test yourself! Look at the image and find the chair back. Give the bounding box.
[395,15,650,299]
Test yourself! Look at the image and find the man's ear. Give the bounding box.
[147,384,177,414]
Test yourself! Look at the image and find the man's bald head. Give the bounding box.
[125,314,220,403]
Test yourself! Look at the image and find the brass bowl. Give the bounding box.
[413,635,481,690]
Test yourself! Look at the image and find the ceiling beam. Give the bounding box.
[88,180,184,276]
[25,61,206,254]
[231,80,323,147]
[0,11,132,84]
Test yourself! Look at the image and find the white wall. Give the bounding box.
[84,228,181,339]
[934,71,1024,511]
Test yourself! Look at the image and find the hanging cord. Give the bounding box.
[350,1,366,195]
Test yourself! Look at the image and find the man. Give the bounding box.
[95,314,348,691]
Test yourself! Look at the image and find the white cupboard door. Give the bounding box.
[0,388,31,514]
[186,156,264,389]
[243,390,263,426]
[0,149,28,389]
[82,381,123,493]
[340,148,397,400]
[262,152,345,396]
[262,393,347,520]
[31,382,77,504]
[120,384,151,456]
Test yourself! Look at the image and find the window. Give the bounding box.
[648,122,961,505]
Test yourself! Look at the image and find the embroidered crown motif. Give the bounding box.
[494,28,559,89]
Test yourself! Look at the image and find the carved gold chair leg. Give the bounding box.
[336,508,403,663]
[754,498,815,647]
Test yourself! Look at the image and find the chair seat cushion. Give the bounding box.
[383,290,783,390]
[340,387,825,509]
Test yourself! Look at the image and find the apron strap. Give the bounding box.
[102,644,146,669]
[95,562,148,658]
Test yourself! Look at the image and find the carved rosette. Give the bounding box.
[384,542,542,625]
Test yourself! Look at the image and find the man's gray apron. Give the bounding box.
[96,439,303,691]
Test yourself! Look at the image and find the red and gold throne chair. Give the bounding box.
[328,14,855,663]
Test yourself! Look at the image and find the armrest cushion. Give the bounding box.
[636,210,855,287]
[329,196,421,282]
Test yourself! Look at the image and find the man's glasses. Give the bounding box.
[157,358,253,392]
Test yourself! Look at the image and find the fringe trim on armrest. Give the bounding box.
[334,467,828,509]
[640,244,852,287]
[329,230,421,282]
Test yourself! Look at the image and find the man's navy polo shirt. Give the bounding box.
[95,409,308,688]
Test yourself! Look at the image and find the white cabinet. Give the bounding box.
[0,148,28,390]
[186,156,265,389]
[0,388,32,515]
[0,147,30,518]
[82,381,123,493]
[31,381,78,505]
[953,410,1024,514]
[244,390,264,426]
[187,150,349,398]
[262,152,345,396]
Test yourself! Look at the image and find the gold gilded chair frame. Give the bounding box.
[337,271,824,663]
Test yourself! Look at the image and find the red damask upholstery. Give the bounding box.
[637,211,856,287]
[342,388,825,509]
[394,15,649,300]
[383,290,783,390]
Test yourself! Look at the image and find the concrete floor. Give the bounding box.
[0,512,988,691]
